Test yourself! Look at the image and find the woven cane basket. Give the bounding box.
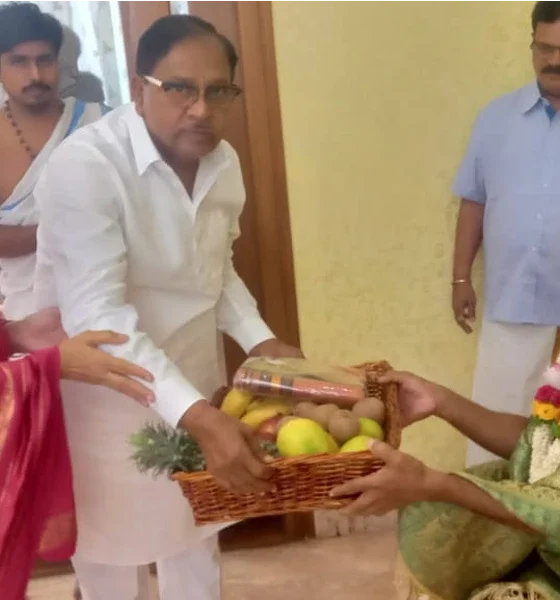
[172,361,401,525]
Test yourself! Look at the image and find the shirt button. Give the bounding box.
[543,182,549,188]
[537,213,543,220]
[532,246,537,252]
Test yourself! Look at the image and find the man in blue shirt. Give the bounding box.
[452,1,560,466]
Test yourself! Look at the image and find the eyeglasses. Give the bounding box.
[142,75,242,108]
[531,40,560,59]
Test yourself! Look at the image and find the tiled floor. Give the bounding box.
[28,523,397,599]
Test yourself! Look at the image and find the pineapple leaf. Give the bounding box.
[130,422,280,478]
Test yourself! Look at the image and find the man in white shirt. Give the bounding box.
[0,3,107,319]
[34,14,301,600]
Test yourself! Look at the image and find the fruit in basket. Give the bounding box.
[247,397,292,414]
[241,402,292,430]
[129,422,281,477]
[313,403,339,428]
[246,398,263,413]
[276,417,331,457]
[256,416,283,441]
[294,401,317,419]
[325,432,340,452]
[339,435,375,453]
[221,388,253,418]
[327,409,361,444]
[352,397,385,423]
[358,417,384,440]
[278,415,297,428]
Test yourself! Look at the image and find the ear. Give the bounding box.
[131,75,144,115]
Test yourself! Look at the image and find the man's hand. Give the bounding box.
[378,370,448,427]
[249,338,304,359]
[329,440,438,516]
[7,307,66,353]
[179,401,274,494]
[452,280,476,334]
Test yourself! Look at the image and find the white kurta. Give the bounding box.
[33,103,274,565]
[0,97,106,320]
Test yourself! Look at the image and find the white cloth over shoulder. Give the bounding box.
[34,103,274,564]
[0,97,106,319]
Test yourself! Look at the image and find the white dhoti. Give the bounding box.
[56,315,231,599]
[72,536,221,600]
[467,319,557,466]
[73,537,220,600]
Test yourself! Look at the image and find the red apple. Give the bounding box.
[256,416,283,441]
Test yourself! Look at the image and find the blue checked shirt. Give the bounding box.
[453,81,560,325]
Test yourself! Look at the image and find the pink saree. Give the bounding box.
[0,326,76,599]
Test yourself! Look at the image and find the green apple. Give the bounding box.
[340,435,374,453]
[358,417,384,440]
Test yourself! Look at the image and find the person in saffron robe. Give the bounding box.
[0,307,154,600]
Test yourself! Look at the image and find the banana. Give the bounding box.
[246,399,264,413]
[220,388,253,419]
[241,404,292,430]
[246,397,292,414]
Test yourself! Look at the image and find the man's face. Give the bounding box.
[533,21,560,97]
[135,36,237,164]
[0,41,59,109]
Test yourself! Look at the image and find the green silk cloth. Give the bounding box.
[396,419,560,600]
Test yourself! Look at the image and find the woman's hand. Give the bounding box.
[59,331,155,407]
[7,307,66,353]
[330,440,439,516]
[379,370,449,427]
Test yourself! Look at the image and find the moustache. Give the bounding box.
[542,66,560,75]
[22,82,51,93]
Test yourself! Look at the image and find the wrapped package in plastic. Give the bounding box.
[232,357,367,406]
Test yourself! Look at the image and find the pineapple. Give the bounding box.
[130,422,280,478]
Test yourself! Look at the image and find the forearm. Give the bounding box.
[0,225,37,257]
[427,471,537,534]
[453,199,484,279]
[217,267,274,353]
[436,388,528,459]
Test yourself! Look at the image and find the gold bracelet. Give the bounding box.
[451,279,470,285]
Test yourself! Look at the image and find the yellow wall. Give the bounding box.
[272,1,533,470]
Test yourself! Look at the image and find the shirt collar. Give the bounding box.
[519,80,551,114]
[124,103,230,177]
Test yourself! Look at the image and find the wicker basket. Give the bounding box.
[172,361,401,525]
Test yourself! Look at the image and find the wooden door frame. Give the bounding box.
[188,1,300,347]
